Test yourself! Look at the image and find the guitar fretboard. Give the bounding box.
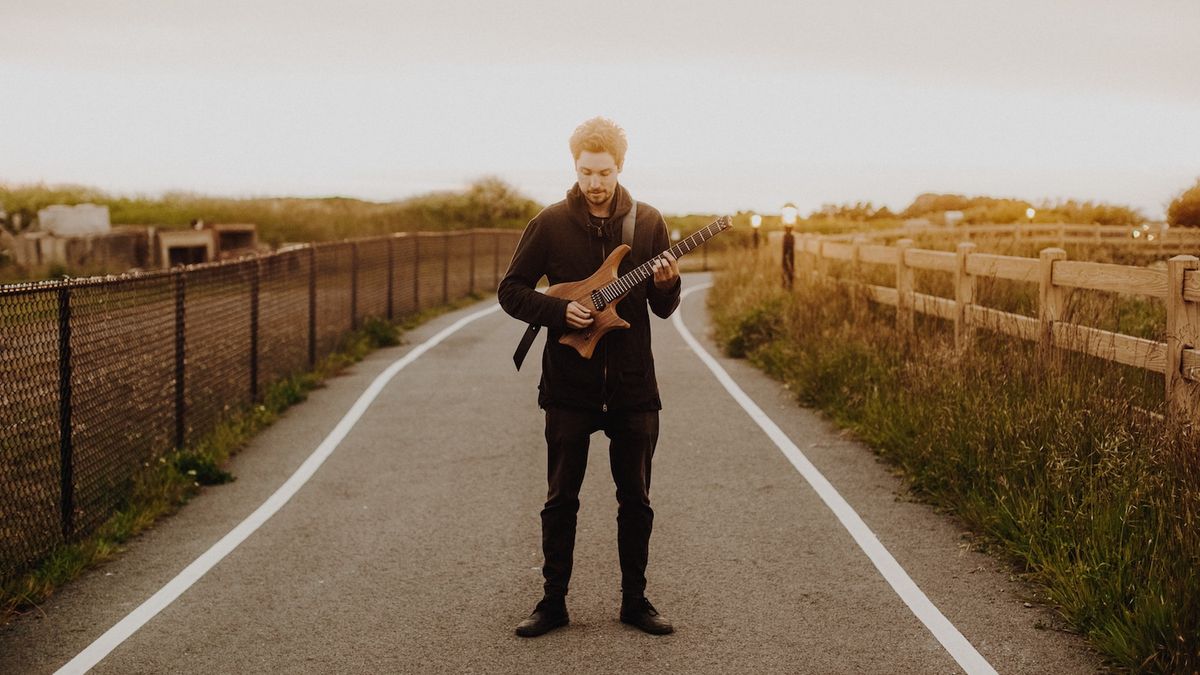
[598,217,730,304]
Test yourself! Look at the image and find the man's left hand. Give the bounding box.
[651,251,679,290]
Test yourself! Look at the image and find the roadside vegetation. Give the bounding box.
[709,247,1199,672]
[0,177,540,247]
[1168,177,1200,229]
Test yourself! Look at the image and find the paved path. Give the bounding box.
[0,274,1101,673]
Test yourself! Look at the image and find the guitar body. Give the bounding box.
[545,244,632,359]
[539,215,731,360]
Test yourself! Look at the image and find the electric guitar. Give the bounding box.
[546,215,733,358]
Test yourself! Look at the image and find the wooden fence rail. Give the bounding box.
[823,222,1200,255]
[789,233,1200,423]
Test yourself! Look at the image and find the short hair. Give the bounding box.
[569,117,628,170]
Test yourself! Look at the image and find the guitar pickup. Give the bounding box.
[591,290,607,311]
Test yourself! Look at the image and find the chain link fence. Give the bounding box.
[0,229,521,585]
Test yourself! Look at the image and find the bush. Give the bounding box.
[1168,178,1200,228]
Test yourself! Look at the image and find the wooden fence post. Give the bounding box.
[1057,224,1066,248]
[896,238,914,334]
[850,236,864,312]
[817,236,829,279]
[1039,248,1067,361]
[1167,255,1200,425]
[955,242,976,354]
[796,234,809,283]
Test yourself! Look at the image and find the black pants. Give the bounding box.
[541,406,659,599]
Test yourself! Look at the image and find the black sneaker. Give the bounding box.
[619,596,674,635]
[515,597,569,638]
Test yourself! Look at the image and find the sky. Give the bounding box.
[1,0,1198,219]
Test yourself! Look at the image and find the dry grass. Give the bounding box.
[710,247,1199,672]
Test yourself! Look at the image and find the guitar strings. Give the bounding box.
[598,220,725,304]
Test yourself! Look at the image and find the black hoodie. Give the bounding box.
[497,183,681,412]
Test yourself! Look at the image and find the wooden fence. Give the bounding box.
[788,233,1200,422]
[823,222,1200,256]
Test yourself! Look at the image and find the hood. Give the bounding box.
[566,182,634,240]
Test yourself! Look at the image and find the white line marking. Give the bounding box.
[673,283,997,675]
[57,303,504,675]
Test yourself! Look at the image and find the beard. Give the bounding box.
[585,187,612,205]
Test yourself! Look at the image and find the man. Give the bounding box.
[497,117,681,637]
[782,222,795,290]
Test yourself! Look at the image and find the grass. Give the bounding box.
[0,297,475,627]
[709,248,1199,672]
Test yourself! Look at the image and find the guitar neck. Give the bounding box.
[598,218,728,304]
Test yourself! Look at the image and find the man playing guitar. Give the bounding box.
[498,116,680,637]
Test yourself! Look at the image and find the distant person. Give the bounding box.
[782,223,795,289]
[498,117,681,637]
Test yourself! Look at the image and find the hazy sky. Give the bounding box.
[2,0,1198,218]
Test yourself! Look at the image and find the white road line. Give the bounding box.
[56,303,504,675]
[673,283,997,675]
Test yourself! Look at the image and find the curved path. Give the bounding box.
[0,274,1101,673]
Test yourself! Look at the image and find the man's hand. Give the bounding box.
[651,251,680,290]
[565,301,594,329]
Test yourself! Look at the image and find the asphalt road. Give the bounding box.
[0,273,1102,673]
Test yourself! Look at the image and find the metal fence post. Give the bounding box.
[174,271,187,448]
[386,236,395,321]
[442,233,450,304]
[57,283,74,539]
[308,246,317,368]
[250,258,260,402]
[413,234,421,311]
[493,231,500,290]
[350,241,359,331]
[469,230,476,295]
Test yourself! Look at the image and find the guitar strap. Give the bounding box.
[512,198,637,371]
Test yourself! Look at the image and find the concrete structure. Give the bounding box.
[3,222,262,275]
[156,223,262,268]
[210,223,258,260]
[8,226,150,273]
[156,229,215,267]
[36,204,111,236]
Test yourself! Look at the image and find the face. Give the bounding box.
[574,150,620,212]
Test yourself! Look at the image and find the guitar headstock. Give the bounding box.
[714,215,733,231]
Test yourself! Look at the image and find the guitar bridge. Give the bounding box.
[591,290,606,311]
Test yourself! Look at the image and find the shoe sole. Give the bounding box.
[619,617,674,635]
[514,617,569,638]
